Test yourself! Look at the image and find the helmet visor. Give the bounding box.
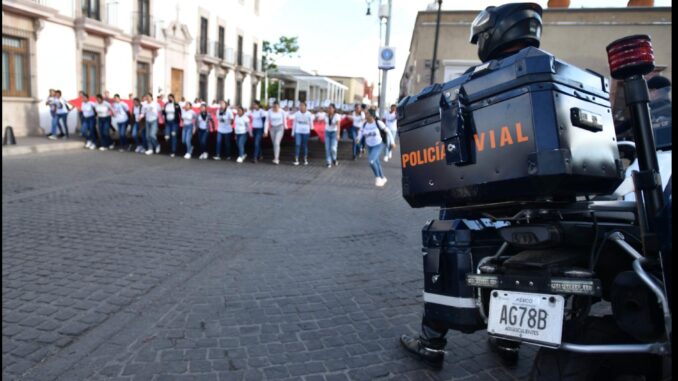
[470,10,493,43]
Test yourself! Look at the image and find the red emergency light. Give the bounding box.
[606,34,655,80]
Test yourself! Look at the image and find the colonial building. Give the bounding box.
[400,3,672,103]
[2,0,264,137]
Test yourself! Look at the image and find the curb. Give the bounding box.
[2,140,85,157]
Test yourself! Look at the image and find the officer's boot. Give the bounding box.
[399,334,446,367]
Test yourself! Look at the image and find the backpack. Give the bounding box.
[362,120,388,145]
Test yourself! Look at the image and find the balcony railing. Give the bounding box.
[225,47,235,65]
[131,11,156,38]
[197,38,213,56]
[213,41,225,59]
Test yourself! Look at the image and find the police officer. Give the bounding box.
[399,2,544,367]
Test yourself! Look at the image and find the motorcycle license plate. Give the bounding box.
[487,290,565,347]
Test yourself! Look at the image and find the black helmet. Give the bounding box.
[470,3,543,63]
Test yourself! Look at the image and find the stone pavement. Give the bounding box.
[2,145,536,381]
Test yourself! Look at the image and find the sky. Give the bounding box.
[258,0,671,105]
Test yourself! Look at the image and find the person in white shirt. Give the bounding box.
[196,103,215,160]
[163,94,182,158]
[323,104,342,168]
[130,97,147,153]
[214,100,234,160]
[356,108,395,187]
[46,89,60,138]
[266,101,287,165]
[234,106,251,163]
[49,90,73,139]
[291,102,314,166]
[247,100,267,163]
[94,93,115,151]
[349,104,365,160]
[383,104,398,162]
[80,92,98,149]
[140,93,161,155]
[181,102,197,159]
[112,94,130,152]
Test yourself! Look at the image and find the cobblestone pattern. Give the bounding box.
[3,145,536,380]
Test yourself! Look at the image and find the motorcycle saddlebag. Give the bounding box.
[397,47,624,208]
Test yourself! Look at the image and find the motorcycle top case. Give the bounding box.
[397,47,624,208]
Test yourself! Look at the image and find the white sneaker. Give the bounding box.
[170,153,175,158]
[145,149,153,155]
[48,135,57,140]
[304,158,309,166]
[164,135,170,141]
[293,158,299,166]
[384,155,389,163]
[99,146,107,151]
[184,153,191,159]
[84,141,90,149]
[388,151,393,159]
[119,148,125,152]
[213,156,221,161]
[272,159,279,165]
[327,163,332,168]
[109,144,115,150]
[375,177,382,187]
[155,146,161,154]
[242,154,247,161]
[236,156,244,163]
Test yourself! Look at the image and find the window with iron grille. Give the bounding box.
[136,61,150,98]
[218,26,225,59]
[2,35,30,97]
[217,77,224,101]
[199,74,208,101]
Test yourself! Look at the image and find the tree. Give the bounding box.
[262,36,299,71]
[261,36,300,101]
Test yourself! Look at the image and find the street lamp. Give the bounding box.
[430,0,443,85]
[366,0,373,15]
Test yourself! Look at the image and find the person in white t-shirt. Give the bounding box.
[131,97,147,153]
[266,101,287,165]
[94,93,115,151]
[322,104,342,168]
[139,93,161,155]
[163,94,182,158]
[50,90,73,139]
[247,100,267,163]
[383,104,398,162]
[181,102,197,159]
[356,108,395,187]
[80,92,98,149]
[291,101,314,166]
[349,104,365,160]
[234,106,251,163]
[214,100,234,160]
[112,94,130,152]
[196,103,215,160]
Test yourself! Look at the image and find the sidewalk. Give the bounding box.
[2,136,85,157]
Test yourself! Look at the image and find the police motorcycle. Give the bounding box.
[396,3,671,380]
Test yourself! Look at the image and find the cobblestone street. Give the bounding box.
[2,145,536,380]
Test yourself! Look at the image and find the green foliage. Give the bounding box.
[262,36,299,71]
[267,81,280,99]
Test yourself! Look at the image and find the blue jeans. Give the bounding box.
[117,120,129,148]
[131,122,143,147]
[98,116,112,147]
[216,132,233,158]
[183,124,194,154]
[236,133,248,157]
[325,130,338,164]
[350,126,360,157]
[52,114,68,136]
[252,128,264,159]
[295,133,309,159]
[198,128,209,154]
[367,143,384,178]
[166,120,179,153]
[82,116,95,142]
[145,119,159,150]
